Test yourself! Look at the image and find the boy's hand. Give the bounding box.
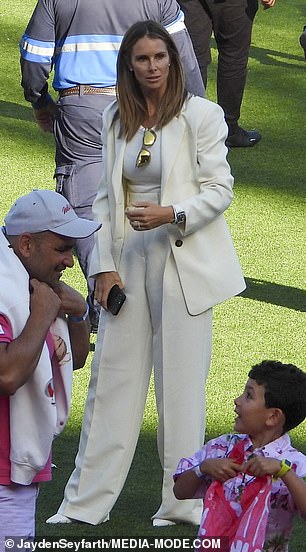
[242,455,281,477]
[201,458,242,482]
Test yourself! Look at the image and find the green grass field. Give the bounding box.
[0,0,305,548]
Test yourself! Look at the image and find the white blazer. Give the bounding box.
[90,96,245,315]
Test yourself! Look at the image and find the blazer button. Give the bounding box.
[175,239,183,247]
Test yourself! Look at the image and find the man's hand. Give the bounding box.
[54,282,90,370]
[1,279,61,395]
[261,0,276,9]
[53,281,87,318]
[30,278,61,323]
[33,100,57,133]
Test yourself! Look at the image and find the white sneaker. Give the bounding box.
[152,518,176,527]
[46,513,72,524]
[46,512,110,524]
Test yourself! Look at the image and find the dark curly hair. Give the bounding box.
[249,360,306,432]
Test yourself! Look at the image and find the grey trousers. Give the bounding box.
[53,94,115,322]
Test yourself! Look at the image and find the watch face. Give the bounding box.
[176,211,186,224]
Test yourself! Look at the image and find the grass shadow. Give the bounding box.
[240,278,306,312]
[249,45,306,68]
[210,37,306,68]
[0,99,33,121]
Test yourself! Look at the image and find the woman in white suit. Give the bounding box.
[49,20,245,527]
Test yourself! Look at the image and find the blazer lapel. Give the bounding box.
[111,119,126,203]
[161,116,186,199]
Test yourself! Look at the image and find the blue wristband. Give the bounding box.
[68,303,89,323]
[193,465,204,478]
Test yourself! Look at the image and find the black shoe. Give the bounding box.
[299,27,306,59]
[226,127,261,148]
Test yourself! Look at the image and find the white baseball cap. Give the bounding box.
[4,189,101,238]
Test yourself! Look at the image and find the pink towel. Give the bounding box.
[199,439,272,552]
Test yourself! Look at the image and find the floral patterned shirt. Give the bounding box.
[174,433,306,552]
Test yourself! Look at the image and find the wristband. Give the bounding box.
[68,303,89,323]
[193,465,204,478]
[274,459,292,479]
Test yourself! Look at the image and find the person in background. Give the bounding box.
[300,26,306,59]
[19,0,204,332]
[178,0,277,148]
[0,189,100,549]
[47,20,245,527]
[174,360,306,552]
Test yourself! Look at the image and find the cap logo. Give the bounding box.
[62,204,72,215]
[5,190,100,237]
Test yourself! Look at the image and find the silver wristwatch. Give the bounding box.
[172,206,186,225]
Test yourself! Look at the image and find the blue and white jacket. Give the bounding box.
[20,0,204,107]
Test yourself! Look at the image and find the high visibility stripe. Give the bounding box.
[165,10,186,34]
[58,41,121,54]
[20,11,187,87]
[20,35,55,63]
[20,10,186,61]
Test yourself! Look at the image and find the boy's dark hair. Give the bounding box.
[249,360,306,432]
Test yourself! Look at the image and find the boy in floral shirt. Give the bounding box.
[174,360,306,552]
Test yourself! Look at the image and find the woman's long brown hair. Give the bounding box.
[116,20,187,141]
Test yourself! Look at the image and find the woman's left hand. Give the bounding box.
[125,202,174,231]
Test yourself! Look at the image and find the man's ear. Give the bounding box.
[266,407,285,429]
[18,233,35,258]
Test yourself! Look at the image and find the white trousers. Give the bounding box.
[59,195,212,525]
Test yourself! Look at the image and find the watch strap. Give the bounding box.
[171,205,186,225]
[274,459,292,479]
[68,303,89,323]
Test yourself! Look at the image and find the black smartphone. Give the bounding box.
[107,285,126,315]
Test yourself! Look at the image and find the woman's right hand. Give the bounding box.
[94,271,124,310]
